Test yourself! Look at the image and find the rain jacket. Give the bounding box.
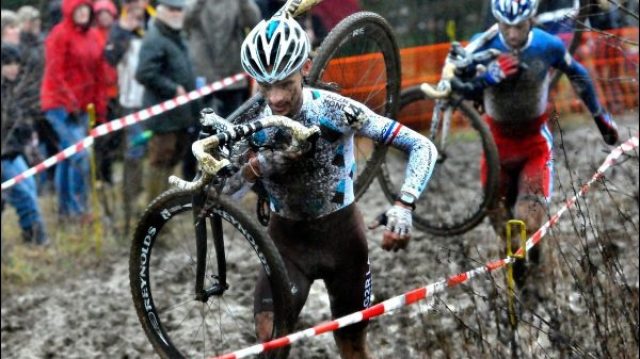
[40,0,107,119]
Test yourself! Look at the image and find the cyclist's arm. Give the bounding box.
[550,37,603,115]
[349,101,438,200]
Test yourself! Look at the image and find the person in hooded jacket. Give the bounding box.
[40,0,107,221]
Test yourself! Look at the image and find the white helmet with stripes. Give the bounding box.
[240,14,311,84]
[492,0,539,25]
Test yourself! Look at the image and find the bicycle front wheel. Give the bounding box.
[378,86,500,236]
[129,189,291,358]
[308,11,401,199]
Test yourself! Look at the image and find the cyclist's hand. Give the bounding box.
[368,203,413,252]
[482,53,519,85]
[256,144,311,178]
[594,111,619,145]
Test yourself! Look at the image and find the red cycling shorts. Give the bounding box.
[481,110,554,206]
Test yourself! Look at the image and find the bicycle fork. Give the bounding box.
[193,189,229,302]
[431,99,453,162]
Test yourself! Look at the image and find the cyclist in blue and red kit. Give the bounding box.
[464,0,620,290]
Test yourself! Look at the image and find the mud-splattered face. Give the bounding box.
[258,72,304,117]
[258,59,312,117]
[498,20,532,50]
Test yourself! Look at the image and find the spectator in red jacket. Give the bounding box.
[40,0,106,221]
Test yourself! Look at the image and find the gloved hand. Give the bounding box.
[482,53,520,85]
[368,204,413,252]
[256,143,311,178]
[593,111,619,145]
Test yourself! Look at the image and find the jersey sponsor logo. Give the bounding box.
[344,103,366,128]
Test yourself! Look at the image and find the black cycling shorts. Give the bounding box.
[254,203,372,337]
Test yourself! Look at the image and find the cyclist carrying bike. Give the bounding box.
[225,12,437,359]
[466,0,619,290]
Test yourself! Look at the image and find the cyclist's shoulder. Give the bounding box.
[529,27,565,49]
[303,87,368,112]
[467,24,501,52]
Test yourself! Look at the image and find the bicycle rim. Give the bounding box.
[129,189,291,358]
[379,87,500,236]
[307,11,401,200]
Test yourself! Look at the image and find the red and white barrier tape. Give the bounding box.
[210,135,639,359]
[1,73,247,192]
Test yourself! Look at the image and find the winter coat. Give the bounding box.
[18,31,45,91]
[40,0,107,119]
[135,19,199,134]
[1,77,38,159]
[184,0,261,90]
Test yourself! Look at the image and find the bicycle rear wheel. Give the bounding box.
[378,86,500,236]
[129,189,291,358]
[307,11,401,199]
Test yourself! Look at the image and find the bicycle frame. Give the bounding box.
[172,110,321,303]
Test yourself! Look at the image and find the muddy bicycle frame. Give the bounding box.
[167,110,320,303]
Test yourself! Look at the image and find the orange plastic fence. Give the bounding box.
[320,27,638,129]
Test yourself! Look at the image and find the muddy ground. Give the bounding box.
[1,114,638,358]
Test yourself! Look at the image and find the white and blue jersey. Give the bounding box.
[247,88,437,220]
[468,27,603,125]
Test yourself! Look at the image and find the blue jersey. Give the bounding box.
[245,88,437,220]
[468,26,602,125]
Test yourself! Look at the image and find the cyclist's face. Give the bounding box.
[258,60,311,117]
[499,20,532,49]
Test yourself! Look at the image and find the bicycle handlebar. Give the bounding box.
[419,46,503,100]
[169,115,321,192]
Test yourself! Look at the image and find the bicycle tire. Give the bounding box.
[130,189,291,358]
[307,11,401,200]
[378,86,500,236]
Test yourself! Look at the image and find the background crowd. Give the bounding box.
[0,0,634,246]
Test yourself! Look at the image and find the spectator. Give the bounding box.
[45,0,64,32]
[135,0,200,201]
[104,0,148,232]
[16,5,56,193]
[93,0,121,185]
[183,0,261,117]
[16,6,45,91]
[1,44,49,246]
[1,10,20,45]
[40,0,107,221]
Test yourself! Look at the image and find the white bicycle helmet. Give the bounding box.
[492,0,539,25]
[240,14,311,84]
